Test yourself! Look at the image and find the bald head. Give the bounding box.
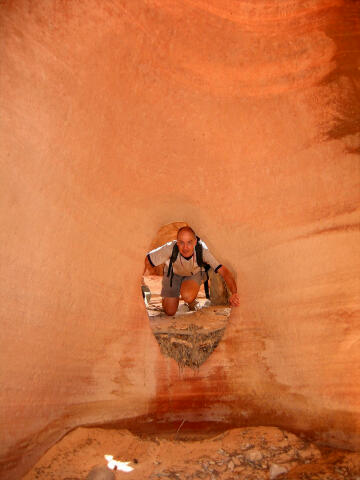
[177,226,197,257]
[177,226,196,240]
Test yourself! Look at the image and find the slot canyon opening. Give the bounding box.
[142,222,232,369]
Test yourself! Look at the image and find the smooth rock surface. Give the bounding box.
[0,0,359,478]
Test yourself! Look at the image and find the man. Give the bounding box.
[144,226,240,316]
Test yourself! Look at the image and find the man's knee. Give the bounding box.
[164,306,177,316]
[162,298,179,316]
[181,292,197,304]
[180,280,200,304]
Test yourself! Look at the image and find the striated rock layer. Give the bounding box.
[0,0,359,478]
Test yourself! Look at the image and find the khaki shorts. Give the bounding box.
[161,269,207,298]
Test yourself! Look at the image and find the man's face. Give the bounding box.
[177,230,197,257]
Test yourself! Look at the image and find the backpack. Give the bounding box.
[167,236,211,299]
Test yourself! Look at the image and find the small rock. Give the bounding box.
[234,465,246,472]
[274,452,292,463]
[218,448,229,457]
[298,448,317,460]
[276,439,289,448]
[195,472,207,479]
[246,450,263,462]
[269,463,288,479]
[216,463,227,472]
[170,337,192,347]
[86,465,115,480]
[233,457,241,466]
[241,443,253,451]
[228,460,234,470]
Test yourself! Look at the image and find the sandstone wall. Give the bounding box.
[0,1,359,478]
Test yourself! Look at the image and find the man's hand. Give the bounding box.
[218,266,240,307]
[229,292,240,307]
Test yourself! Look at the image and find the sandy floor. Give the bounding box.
[23,426,360,480]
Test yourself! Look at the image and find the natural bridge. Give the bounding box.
[0,1,359,478]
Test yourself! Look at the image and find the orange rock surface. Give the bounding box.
[0,1,359,478]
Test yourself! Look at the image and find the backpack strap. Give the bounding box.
[203,265,210,299]
[194,236,204,267]
[195,236,211,299]
[167,242,179,287]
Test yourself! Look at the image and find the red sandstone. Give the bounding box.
[0,1,359,478]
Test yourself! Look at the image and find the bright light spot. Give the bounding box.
[105,455,134,472]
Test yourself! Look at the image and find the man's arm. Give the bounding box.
[143,241,173,285]
[217,265,240,307]
[144,256,153,275]
[142,256,153,286]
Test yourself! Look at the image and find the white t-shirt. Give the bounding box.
[147,239,222,277]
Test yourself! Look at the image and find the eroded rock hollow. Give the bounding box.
[0,0,359,478]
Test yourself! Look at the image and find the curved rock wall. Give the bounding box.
[0,1,359,478]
